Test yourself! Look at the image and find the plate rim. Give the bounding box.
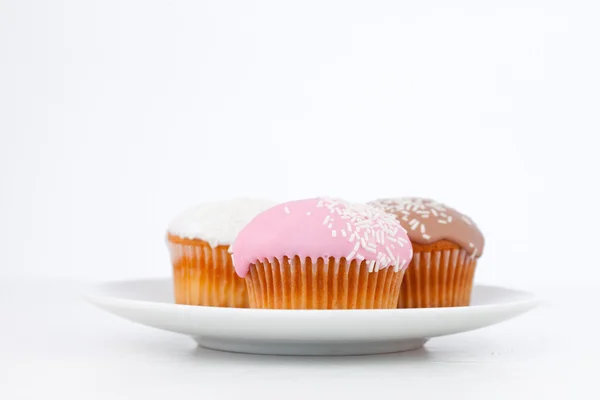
[83,278,540,315]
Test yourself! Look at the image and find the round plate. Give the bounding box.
[84,279,538,356]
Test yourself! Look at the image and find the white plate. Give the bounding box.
[84,279,539,356]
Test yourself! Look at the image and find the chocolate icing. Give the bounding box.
[369,198,484,258]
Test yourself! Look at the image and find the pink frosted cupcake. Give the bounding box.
[230,198,413,309]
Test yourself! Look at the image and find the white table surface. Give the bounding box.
[0,279,596,400]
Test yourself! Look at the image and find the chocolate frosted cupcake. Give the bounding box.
[369,198,484,308]
[230,197,413,309]
[166,198,274,308]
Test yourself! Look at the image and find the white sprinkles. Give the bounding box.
[314,198,411,272]
[370,198,452,242]
[370,197,481,259]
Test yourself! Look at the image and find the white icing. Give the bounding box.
[168,198,276,247]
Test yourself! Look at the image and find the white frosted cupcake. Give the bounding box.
[166,198,275,308]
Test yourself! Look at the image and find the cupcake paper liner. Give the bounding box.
[167,237,249,308]
[245,256,405,309]
[398,248,476,308]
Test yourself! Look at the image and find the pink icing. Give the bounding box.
[230,198,413,278]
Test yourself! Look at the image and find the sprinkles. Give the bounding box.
[369,198,453,242]
[369,197,482,259]
[315,198,412,272]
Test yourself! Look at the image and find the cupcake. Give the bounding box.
[166,198,275,308]
[230,197,413,309]
[369,198,484,308]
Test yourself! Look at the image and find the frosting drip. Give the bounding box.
[369,197,484,258]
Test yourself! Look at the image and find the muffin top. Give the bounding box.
[167,198,276,247]
[230,197,413,278]
[368,197,484,258]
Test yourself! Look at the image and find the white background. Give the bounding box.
[2,1,600,398]
[0,0,600,400]
[1,0,599,286]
